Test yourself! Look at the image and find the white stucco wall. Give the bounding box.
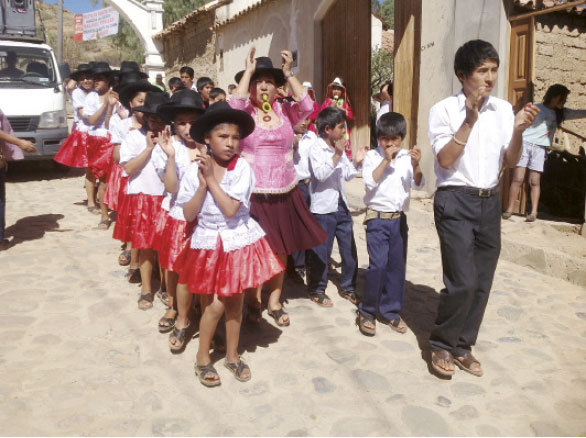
[371,14,383,50]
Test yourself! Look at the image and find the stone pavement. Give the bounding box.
[0,168,585,436]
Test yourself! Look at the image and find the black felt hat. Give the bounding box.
[157,89,206,122]
[132,91,170,115]
[117,71,161,108]
[91,61,116,78]
[115,60,148,79]
[234,56,286,86]
[189,101,255,144]
[70,63,93,80]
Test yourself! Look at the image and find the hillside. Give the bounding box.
[36,0,124,68]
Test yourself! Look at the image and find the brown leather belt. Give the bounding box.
[363,208,402,224]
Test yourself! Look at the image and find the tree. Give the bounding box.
[163,0,213,27]
[371,0,394,30]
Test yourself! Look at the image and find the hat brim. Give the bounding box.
[70,70,93,80]
[115,71,148,80]
[118,82,162,109]
[157,102,206,122]
[234,68,286,87]
[189,108,255,144]
[91,69,116,79]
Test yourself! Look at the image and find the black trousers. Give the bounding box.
[430,187,501,357]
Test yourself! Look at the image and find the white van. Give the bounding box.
[0,36,68,158]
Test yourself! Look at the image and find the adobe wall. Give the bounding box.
[534,12,586,154]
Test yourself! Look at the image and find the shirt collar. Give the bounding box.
[457,89,498,112]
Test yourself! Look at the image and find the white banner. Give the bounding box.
[74,7,119,42]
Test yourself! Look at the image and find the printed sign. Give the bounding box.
[73,7,119,42]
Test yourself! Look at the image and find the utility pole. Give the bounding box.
[57,0,63,62]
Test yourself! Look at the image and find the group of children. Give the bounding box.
[55,59,424,387]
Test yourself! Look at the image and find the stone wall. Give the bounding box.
[158,10,217,84]
[535,12,586,154]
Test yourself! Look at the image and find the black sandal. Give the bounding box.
[338,290,360,305]
[308,292,333,307]
[267,306,290,327]
[356,312,376,336]
[224,359,251,382]
[137,292,155,310]
[118,250,131,266]
[169,323,191,353]
[158,308,177,333]
[194,362,221,387]
[126,268,141,284]
[156,289,170,307]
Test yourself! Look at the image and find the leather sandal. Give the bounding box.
[380,316,408,334]
[224,359,251,382]
[308,292,333,307]
[169,323,191,353]
[267,306,290,327]
[118,250,131,266]
[431,349,455,377]
[454,353,483,377]
[338,290,360,305]
[156,289,170,307]
[158,308,177,333]
[194,362,221,387]
[137,292,155,310]
[356,312,376,336]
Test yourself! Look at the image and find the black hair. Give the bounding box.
[316,107,346,137]
[543,84,570,125]
[196,76,214,91]
[228,84,237,91]
[380,80,393,96]
[209,87,226,100]
[179,66,194,78]
[168,76,182,89]
[376,112,407,139]
[454,39,499,79]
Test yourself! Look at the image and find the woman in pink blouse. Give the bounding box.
[230,48,327,327]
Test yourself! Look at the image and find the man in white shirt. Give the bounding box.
[307,107,366,307]
[427,40,539,378]
[358,112,424,337]
[179,66,196,91]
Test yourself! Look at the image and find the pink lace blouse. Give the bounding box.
[229,93,313,194]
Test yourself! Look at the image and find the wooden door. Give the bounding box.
[321,0,371,151]
[501,17,534,214]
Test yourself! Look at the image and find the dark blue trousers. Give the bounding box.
[291,180,310,270]
[359,214,408,322]
[0,168,5,241]
[308,198,357,294]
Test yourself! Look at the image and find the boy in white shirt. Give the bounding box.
[307,107,366,307]
[357,112,424,336]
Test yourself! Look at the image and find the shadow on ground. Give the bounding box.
[3,213,66,249]
[6,160,84,182]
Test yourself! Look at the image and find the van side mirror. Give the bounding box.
[59,62,71,80]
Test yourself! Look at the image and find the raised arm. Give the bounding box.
[504,103,540,168]
[235,47,257,97]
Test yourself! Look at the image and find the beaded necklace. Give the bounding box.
[261,93,272,122]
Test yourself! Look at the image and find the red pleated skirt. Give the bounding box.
[158,216,195,272]
[87,134,113,180]
[250,186,327,255]
[103,163,124,211]
[176,236,284,296]
[53,129,89,168]
[112,192,164,249]
[151,208,169,252]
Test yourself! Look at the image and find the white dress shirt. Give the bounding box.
[363,148,424,212]
[176,157,266,251]
[71,88,92,132]
[308,137,358,214]
[152,136,195,219]
[293,130,315,180]
[119,129,166,196]
[83,91,109,137]
[428,90,514,189]
[109,116,133,145]
[376,100,391,122]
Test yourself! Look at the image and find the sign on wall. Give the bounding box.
[73,7,119,42]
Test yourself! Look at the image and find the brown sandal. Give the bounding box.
[380,316,408,334]
[454,353,483,377]
[356,312,376,336]
[431,349,455,377]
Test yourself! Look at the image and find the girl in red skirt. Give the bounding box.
[113,91,170,310]
[174,101,284,386]
[151,89,206,337]
[83,62,118,230]
[54,63,97,212]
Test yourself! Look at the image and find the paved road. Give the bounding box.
[1,170,585,436]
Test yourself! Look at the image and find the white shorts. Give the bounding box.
[517,141,546,172]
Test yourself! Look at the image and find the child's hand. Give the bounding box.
[410,145,422,167]
[159,126,175,158]
[146,131,159,150]
[245,47,257,73]
[384,144,400,162]
[197,154,214,181]
[353,145,368,167]
[197,167,207,188]
[107,89,119,107]
[334,137,347,156]
[514,103,540,132]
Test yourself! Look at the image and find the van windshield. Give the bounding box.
[0,45,57,88]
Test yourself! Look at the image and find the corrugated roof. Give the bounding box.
[155,0,231,39]
[213,0,280,29]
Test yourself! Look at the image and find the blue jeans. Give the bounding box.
[291,180,311,270]
[0,168,5,241]
[308,198,357,294]
[359,214,408,322]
